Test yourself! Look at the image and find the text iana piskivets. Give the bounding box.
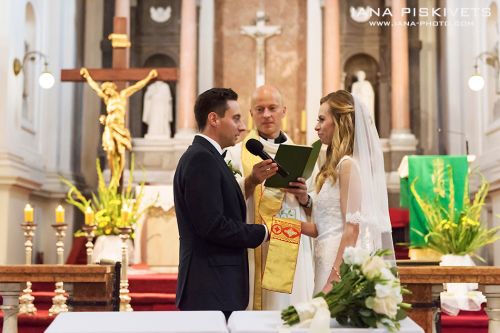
[352,7,492,18]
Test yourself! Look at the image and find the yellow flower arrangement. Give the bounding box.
[62,156,149,237]
[410,166,500,260]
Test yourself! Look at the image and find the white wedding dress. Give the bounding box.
[312,156,351,295]
[311,95,396,296]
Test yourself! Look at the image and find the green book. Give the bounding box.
[264,140,322,188]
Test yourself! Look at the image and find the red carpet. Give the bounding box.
[441,308,488,333]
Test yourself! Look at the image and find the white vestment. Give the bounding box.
[142,81,173,138]
[226,135,315,310]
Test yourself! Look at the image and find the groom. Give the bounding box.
[173,88,277,318]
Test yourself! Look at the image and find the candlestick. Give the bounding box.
[55,205,65,223]
[49,223,68,316]
[118,226,133,312]
[82,224,97,264]
[19,281,37,315]
[24,204,34,223]
[19,221,37,315]
[48,282,68,316]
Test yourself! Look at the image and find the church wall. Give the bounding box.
[214,0,307,143]
[0,0,81,264]
[443,0,500,264]
[418,0,439,155]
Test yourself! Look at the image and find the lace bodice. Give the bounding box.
[312,179,344,241]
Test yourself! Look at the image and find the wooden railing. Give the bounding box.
[0,265,116,333]
[399,266,500,333]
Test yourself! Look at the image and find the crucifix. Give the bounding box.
[61,17,178,179]
[240,10,281,87]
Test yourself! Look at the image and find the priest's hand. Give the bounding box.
[285,177,309,206]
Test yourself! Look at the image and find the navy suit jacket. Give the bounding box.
[173,135,266,311]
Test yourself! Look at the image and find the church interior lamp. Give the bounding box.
[468,49,499,92]
[13,50,55,89]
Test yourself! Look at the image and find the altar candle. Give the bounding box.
[300,110,306,133]
[247,115,253,130]
[24,204,34,223]
[55,205,65,223]
[121,203,130,226]
[85,206,95,226]
[281,114,288,132]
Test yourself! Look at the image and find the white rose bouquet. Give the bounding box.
[281,247,411,332]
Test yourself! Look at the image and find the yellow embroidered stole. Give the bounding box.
[241,130,301,310]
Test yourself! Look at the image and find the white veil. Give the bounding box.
[344,96,395,263]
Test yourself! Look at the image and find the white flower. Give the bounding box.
[361,256,386,279]
[375,282,403,303]
[380,267,396,282]
[375,283,393,298]
[343,246,370,266]
[372,295,399,319]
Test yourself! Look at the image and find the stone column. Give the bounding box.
[323,0,341,94]
[176,0,198,137]
[306,0,323,144]
[390,0,417,153]
[388,0,417,204]
[198,0,214,94]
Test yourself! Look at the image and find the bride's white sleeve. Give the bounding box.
[338,159,363,225]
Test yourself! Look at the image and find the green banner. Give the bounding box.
[400,155,468,247]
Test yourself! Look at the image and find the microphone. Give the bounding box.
[437,128,470,155]
[245,139,289,177]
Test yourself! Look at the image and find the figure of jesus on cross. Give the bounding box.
[80,68,158,177]
[62,17,177,180]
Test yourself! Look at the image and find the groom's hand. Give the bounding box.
[244,160,278,200]
[249,159,278,185]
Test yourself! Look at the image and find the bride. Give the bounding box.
[290,90,393,295]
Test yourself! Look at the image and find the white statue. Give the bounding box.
[351,70,375,121]
[142,81,173,139]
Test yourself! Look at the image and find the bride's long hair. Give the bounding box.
[315,90,356,192]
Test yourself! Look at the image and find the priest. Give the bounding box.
[226,85,315,310]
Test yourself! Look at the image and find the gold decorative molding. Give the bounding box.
[108,33,131,49]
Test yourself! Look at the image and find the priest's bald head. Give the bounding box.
[250,85,287,140]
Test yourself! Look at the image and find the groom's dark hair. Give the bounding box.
[194,88,238,131]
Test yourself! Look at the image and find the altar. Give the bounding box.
[45,311,228,333]
[45,311,424,333]
[227,311,424,333]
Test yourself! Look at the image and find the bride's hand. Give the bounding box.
[322,283,333,294]
[284,177,309,205]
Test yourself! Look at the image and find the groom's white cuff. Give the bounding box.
[262,225,269,243]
